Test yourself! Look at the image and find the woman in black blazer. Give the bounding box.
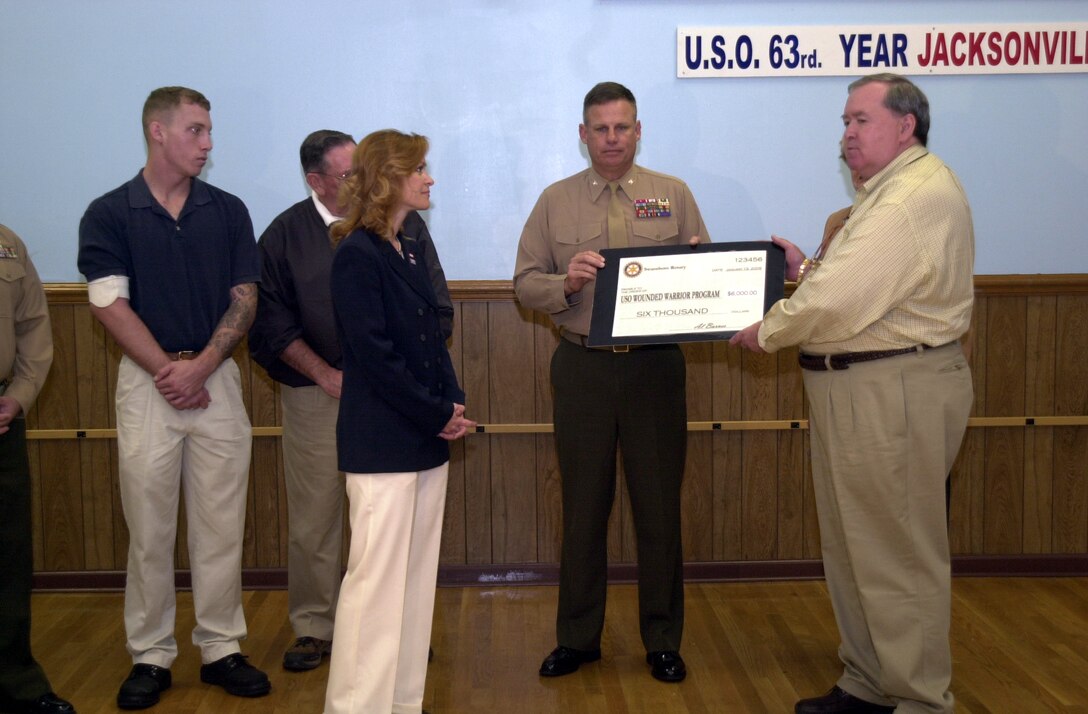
[323,130,473,714]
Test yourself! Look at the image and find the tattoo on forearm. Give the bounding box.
[209,283,257,361]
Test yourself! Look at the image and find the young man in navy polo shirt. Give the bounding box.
[78,86,269,710]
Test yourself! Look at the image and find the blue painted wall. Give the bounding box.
[1,0,1086,281]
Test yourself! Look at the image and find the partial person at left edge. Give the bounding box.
[0,224,75,714]
[77,86,270,710]
[247,128,454,674]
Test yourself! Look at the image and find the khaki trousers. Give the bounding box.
[281,384,344,641]
[803,343,972,713]
[324,464,448,714]
[116,357,252,667]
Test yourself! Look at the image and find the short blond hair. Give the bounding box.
[141,86,210,142]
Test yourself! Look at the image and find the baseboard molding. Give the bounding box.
[949,553,1088,577]
[30,554,1087,593]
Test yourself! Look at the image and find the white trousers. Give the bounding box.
[324,464,448,714]
[281,384,344,641]
[116,356,252,667]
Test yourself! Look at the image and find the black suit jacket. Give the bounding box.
[332,226,465,473]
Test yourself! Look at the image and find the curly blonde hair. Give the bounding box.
[330,129,428,245]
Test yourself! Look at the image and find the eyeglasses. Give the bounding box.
[311,170,354,182]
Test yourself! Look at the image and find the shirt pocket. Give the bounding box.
[556,222,603,247]
[0,260,27,318]
[632,217,679,243]
[554,222,604,270]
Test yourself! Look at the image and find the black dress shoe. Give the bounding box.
[646,650,686,682]
[199,653,271,697]
[117,663,172,710]
[27,692,76,713]
[538,646,602,677]
[795,686,895,713]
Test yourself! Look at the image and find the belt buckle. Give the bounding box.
[612,345,630,353]
[175,350,198,361]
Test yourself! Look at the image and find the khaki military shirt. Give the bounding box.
[0,224,53,415]
[513,165,710,337]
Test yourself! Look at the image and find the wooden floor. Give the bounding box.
[27,578,1088,713]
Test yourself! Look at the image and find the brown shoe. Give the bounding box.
[283,636,333,671]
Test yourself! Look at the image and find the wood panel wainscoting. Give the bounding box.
[27,275,1088,590]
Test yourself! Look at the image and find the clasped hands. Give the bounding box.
[439,403,475,441]
[154,357,213,410]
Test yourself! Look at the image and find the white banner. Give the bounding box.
[677,23,1088,78]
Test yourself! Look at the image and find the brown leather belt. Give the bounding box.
[167,350,199,361]
[798,344,937,371]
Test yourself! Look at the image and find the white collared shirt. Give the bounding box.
[311,191,340,228]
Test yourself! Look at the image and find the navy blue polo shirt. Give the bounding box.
[78,171,260,353]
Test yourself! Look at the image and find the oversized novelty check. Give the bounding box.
[588,242,785,347]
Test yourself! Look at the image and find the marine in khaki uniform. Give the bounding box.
[514,82,709,684]
[0,223,75,714]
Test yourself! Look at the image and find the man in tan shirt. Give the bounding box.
[0,224,76,713]
[514,81,708,684]
[733,74,974,714]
